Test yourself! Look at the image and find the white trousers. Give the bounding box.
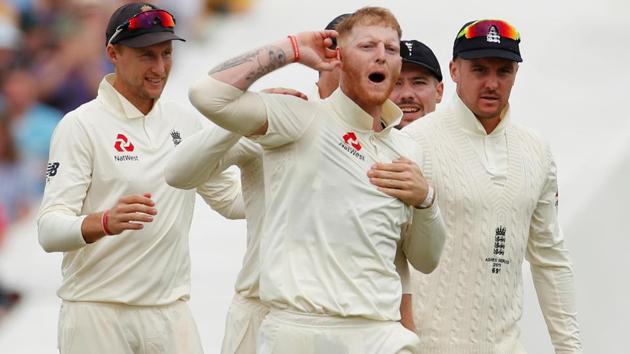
[57,300,203,354]
[257,309,420,354]
[221,293,270,354]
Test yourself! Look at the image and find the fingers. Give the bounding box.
[370,162,410,173]
[106,193,158,235]
[117,203,158,216]
[368,168,411,180]
[118,222,145,231]
[376,186,413,201]
[119,194,155,207]
[316,59,341,72]
[369,177,409,190]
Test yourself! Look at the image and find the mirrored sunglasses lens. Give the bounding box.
[128,11,175,30]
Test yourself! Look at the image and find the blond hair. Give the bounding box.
[336,7,402,45]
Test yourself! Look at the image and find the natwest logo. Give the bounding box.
[342,132,362,151]
[339,131,365,161]
[114,133,135,152]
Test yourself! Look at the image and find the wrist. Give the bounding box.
[287,35,300,63]
[416,185,435,209]
[101,209,113,235]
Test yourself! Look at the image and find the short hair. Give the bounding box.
[336,7,402,45]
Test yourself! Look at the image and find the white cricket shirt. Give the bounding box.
[254,87,439,321]
[38,74,243,305]
[165,126,265,298]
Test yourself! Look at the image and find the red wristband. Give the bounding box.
[287,35,300,62]
[101,209,113,235]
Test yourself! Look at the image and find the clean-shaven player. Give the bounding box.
[186,7,446,354]
[37,3,243,354]
[401,19,583,352]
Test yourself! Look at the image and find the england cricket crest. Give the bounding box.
[405,41,414,54]
[485,225,510,274]
[170,130,182,146]
[486,25,501,43]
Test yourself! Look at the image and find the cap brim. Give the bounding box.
[457,49,522,62]
[118,31,185,48]
[402,59,443,82]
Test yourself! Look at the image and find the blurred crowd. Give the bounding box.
[0,0,251,321]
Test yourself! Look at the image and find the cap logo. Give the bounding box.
[486,25,501,43]
[405,42,414,55]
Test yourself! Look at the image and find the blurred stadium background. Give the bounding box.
[0,0,628,353]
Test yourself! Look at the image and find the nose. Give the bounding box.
[375,43,386,64]
[484,72,499,91]
[399,82,415,101]
[152,56,168,76]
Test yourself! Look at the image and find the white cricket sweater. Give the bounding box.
[403,95,582,353]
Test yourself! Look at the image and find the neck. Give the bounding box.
[477,116,501,134]
[316,81,336,99]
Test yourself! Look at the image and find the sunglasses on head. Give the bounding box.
[108,10,176,45]
[457,19,520,41]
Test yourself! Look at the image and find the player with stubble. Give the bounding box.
[186,7,445,354]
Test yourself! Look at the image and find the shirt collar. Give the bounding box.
[98,73,159,119]
[452,93,511,136]
[326,87,403,133]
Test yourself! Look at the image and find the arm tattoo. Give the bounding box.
[209,45,288,87]
[209,48,260,74]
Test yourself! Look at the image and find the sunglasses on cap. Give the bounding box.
[108,10,176,46]
[457,19,520,41]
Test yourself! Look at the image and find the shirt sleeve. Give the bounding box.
[395,235,411,294]
[399,136,446,274]
[37,114,91,252]
[401,203,446,274]
[252,93,318,148]
[526,147,583,353]
[189,76,268,136]
[164,125,242,190]
[196,169,245,220]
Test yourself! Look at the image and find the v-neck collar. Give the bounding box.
[445,95,524,213]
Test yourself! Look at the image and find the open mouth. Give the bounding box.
[368,72,386,83]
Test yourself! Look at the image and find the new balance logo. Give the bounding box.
[45,162,60,183]
[46,162,60,177]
